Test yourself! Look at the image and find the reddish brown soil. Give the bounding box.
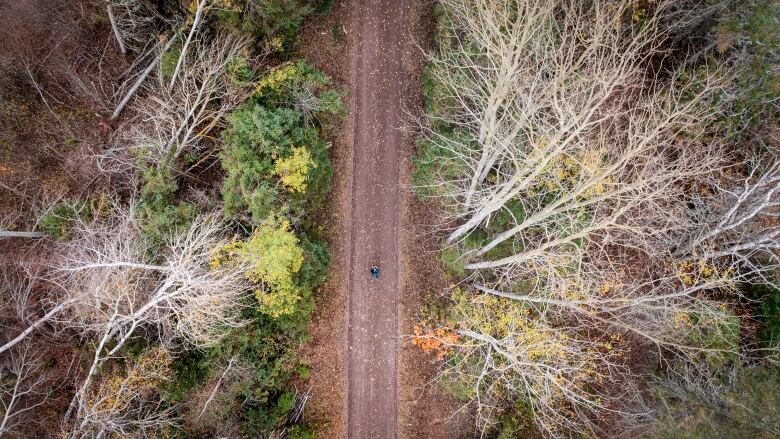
[0,1,119,436]
[299,1,463,437]
[343,1,409,437]
[397,2,467,438]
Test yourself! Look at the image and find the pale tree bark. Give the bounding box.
[107,4,127,55]
[101,34,248,172]
[111,34,177,120]
[168,0,211,89]
[0,342,55,436]
[0,231,48,239]
[0,298,77,355]
[55,208,250,434]
[197,356,238,420]
[416,0,779,435]
[65,347,179,439]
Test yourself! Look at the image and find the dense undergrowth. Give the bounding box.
[123,3,341,437]
[412,1,779,437]
[0,0,339,437]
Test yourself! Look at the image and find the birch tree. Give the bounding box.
[0,342,55,436]
[1,206,251,431]
[65,347,178,439]
[56,208,251,432]
[416,0,779,435]
[102,34,249,173]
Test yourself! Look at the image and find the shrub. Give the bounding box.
[440,247,465,277]
[241,215,305,318]
[274,146,315,193]
[703,0,780,138]
[677,305,742,369]
[225,55,255,86]
[253,60,344,120]
[295,229,330,291]
[39,203,85,241]
[250,0,313,51]
[287,424,317,439]
[136,166,196,248]
[160,46,181,81]
[221,104,332,224]
[645,366,780,438]
[750,283,780,347]
[496,403,540,439]
[221,105,300,221]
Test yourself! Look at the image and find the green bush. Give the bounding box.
[251,0,313,50]
[683,306,742,369]
[440,247,465,278]
[221,104,332,224]
[164,304,314,436]
[253,60,344,120]
[750,283,780,347]
[646,367,780,439]
[136,166,196,248]
[166,55,338,439]
[39,203,85,241]
[160,46,181,81]
[221,106,299,221]
[412,133,470,197]
[702,0,780,139]
[226,55,256,86]
[287,424,317,439]
[496,402,540,439]
[295,230,330,291]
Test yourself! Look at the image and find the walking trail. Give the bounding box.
[346,0,409,437]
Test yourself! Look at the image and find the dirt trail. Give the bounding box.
[346,0,409,437]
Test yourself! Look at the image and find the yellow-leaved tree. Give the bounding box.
[218,215,305,318]
[274,146,315,193]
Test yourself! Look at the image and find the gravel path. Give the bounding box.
[346,1,409,437]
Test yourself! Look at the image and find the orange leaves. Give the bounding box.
[412,325,459,359]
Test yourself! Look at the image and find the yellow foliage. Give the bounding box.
[532,147,611,199]
[674,257,735,287]
[89,347,172,413]
[673,311,692,329]
[450,289,568,362]
[209,216,306,318]
[240,216,304,318]
[254,63,298,97]
[274,146,315,193]
[210,240,243,270]
[267,37,284,53]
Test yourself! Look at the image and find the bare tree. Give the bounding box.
[0,262,75,356]
[679,151,780,286]
[101,33,249,172]
[416,0,779,435]
[0,342,55,436]
[54,208,251,432]
[450,150,779,435]
[111,34,179,120]
[141,33,249,163]
[418,292,632,435]
[65,347,179,439]
[425,0,727,251]
[105,0,161,55]
[167,0,236,89]
[0,205,251,420]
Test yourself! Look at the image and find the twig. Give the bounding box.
[107,4,127,55]
[111,35,177,120]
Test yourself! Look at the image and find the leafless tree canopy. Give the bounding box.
[417,0,780,435]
